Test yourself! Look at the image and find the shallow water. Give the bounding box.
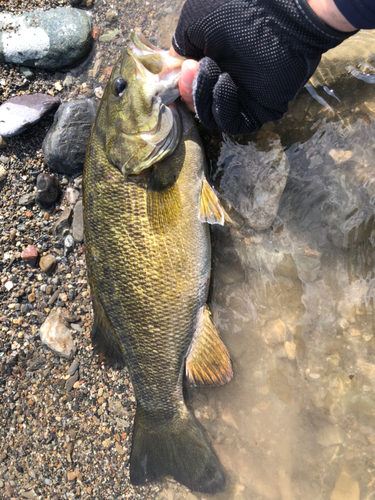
[159,31,375,500]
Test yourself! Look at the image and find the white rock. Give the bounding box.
[39,308,75,358]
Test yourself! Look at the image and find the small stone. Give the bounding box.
[0,94,61,137]
[67,360,80,376]
[65,370,79,392]
[221,408,239,430]
[64,234,75,254]
[39,308,76,358]
[18,193,36,206]
[99,29,120,42]
[284,341,296,360]
[19,66,35,80]
[48,289,60,306]
[72,200,84,242]
[40,254,57,273]
[21,490,37,499]
[28,293,36,303]
[35,173,62,208]
[115,442,125,455]
[262,319,286,345]
[330,469,360,500]
[67,471,76,481]
[317,424,344,447]
[43,478,52,486]
[0,136,7,148]
[102,438,112,449]
[105,10,118,22]
[54,207,73,235]
[21,245,39,267]
[0,165,6,182]
[66,187,80,204]
[4,281,14,291]
[63,74,74,88]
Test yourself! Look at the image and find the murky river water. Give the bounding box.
[86,5,375,499]
[155,20,375,500]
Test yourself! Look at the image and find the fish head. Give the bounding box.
[102,32,185,177]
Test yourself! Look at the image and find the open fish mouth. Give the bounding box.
[128,31,184,105]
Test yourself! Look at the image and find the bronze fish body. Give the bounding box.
[83,33,232,494]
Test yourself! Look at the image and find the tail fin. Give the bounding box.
[130,406,225,494]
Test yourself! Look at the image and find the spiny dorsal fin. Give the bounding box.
[186,306,233,387]
[199,178,231,225]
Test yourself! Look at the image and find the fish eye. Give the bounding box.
[113,78,127,96]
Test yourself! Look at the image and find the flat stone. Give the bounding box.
[0,94,60,137]
[21,245,39,267]
[35,173,62,208]
[67,360,79,376]
[18,193,36,206]
[65,369,79,392]
[54,207,73,235]
[72,200,84,242]
[0,136,7,148]
[0,8,92,70]
[42,99,98,175]
[39,308,76,358]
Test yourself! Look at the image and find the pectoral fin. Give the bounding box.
[186,306,233,387]
[200,178,232,226]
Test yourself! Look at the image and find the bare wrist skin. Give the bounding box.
[306,0,357,31]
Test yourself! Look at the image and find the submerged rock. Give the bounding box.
[0,94,60,137]
[42,99,98,175]
[39,308,75,358]
[219,132,289,230]
[0,8,92,69]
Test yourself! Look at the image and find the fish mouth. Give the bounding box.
[128,32,184,105]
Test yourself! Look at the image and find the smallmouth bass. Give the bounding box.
[83,33,232,494]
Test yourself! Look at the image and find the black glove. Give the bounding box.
[172,0,356,135]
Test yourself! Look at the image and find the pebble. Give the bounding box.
[39,254,57,273]
[0,164,6,182]
[54,207,73,235]
[42,99,98,175]
[72,200,84,242]
[39,308,76,358]
[0,136,7,148]
[330,469,360,500]
[64,234,75,254]
[65,369,79,391]
[21,245,39,267]
[66,187,80,204]
[18,193,36,206]
[262,318,286,345]
[67,359,80,376]
[0,8,93,69]
[284,341,296,360]
[35,173,62,208]
[0,94,61,137]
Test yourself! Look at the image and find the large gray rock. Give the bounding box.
[0,94,60,137]
[0,7,92,70]
[42,99,98,175]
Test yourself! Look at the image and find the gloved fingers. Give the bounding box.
[193,57,222,129]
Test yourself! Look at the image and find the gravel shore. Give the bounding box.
[0,0,183,498]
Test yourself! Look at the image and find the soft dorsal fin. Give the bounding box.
[186,306,233,387]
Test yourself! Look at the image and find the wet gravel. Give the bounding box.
[0,0,183,499]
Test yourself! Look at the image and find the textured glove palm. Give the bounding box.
[173,0,355,135]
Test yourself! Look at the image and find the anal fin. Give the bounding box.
[186,306,233,387]
[91,295,125,368]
